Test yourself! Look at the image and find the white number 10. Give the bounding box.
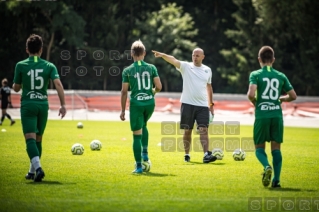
[136,71,151,90]
[262,78,279,100]
[27,69,44,90]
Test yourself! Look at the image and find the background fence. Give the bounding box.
[9,90,319,119]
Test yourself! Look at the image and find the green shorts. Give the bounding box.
[253,117,283,145]
[20,102,49,135]
[129,105,155,131]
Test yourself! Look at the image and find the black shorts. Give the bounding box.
[1,101,8,109]
[180,103,209,129]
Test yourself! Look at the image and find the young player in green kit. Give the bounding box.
[247,46,297,188]
[120,40,162,173]
[13,34,67,182]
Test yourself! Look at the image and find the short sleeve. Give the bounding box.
[122,68,129,83]
[176,61,187,73]
[152,65,159,78]
[282,74,293,92]
[249,71,257,85]
[50,63,60,80]
[13,63,22,84]
[207,68,212,84]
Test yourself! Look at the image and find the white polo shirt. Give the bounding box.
[176,61,212,107]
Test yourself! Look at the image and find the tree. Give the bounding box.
[252,0,319,95]
[219,0,266,93]
[1,0,85,89]
[135,3,198,91]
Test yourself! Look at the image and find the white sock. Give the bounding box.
[185,154,190,156]
[204,152,209,156]
[31,156,41,171]
[29,163,35,173]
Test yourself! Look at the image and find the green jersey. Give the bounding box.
[122,60,159,106]
[13,56,60,106]
[249,66,293,119]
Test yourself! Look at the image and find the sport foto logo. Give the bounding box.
[160,121,255,152]
[248,197,319,211]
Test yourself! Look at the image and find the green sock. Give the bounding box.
[255,148,270,169]
[142,126,148,154]
[36,141,42,158]
[133,134,142,163]
[26,138,39,160]
[272,149,282,182]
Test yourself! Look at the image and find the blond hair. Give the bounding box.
[131,40,146,57]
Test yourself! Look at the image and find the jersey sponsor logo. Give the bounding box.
[26,91,48,100]
[258,102,280,111]
[135,93,153,101]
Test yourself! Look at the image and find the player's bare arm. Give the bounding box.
[153,76,162,94]
[152,50,181,69]
[53,79,67,118]
[247,84,257,106]
[12,83,21,92]
[279,89,297,102]
[206,84,214,115]
[120,83,129,121]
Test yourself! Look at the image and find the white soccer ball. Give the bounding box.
[135,160,152,172]
[233,149,246,161]
[90,139,102,151]
[143,160,151,172]
[211,148,224,160]
[71,143,84,155]
[77,122,83,129]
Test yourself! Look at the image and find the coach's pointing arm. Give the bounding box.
[152,50,181,69]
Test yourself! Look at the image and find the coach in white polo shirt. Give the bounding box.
[152,48,216,163]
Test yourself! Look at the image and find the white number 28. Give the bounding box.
[262,78,279,100]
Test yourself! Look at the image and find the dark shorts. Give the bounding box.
[253,117,283,145]
[129,105,155,131]
[20,102,49,135]
[1,100,8,109]
[180,103,209,129]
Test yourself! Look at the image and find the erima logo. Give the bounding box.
[135,93,153,101]
[26,91,48,100]
[258,102,280,111]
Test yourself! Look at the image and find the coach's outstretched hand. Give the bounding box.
[152,50,163,58]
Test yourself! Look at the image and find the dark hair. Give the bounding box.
[258,46,274,64]
[131,40,145,57]
[2,78,8,85]
[26,34,43,54]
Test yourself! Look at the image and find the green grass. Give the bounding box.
[0,120,318,212]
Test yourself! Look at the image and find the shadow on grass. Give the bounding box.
[26,181,76,185]
[268,187,318,192]
[132,172,176,177]
[185,161,226,165]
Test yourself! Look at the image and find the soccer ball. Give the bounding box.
[135,160,152,172]
[90,139,102,151]
[233,149,246,161]
[143,160,151,172]
[71,143,84,155]
[211,148,224,160]
[77,122,83,129]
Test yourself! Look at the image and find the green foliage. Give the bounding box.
[0,0,318,95]
[0,120,318,211]
[252,0,319,95]
[220,0,319,95]
[136,3,198,91]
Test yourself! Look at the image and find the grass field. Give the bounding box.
[0,120,318,212]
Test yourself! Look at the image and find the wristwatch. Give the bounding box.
[210,103,214,106]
